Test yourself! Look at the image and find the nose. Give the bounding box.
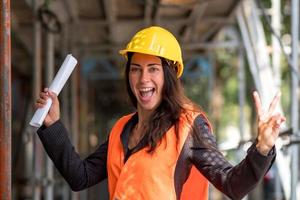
[140,69,150,83]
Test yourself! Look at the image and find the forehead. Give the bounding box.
[131,53,161,64]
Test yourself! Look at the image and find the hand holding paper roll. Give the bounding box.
[30,54,77,127]
[34,88,60,127]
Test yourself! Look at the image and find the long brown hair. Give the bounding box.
[125,52,201,152]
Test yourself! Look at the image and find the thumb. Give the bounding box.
[269,113,282,131]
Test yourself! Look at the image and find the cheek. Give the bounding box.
[159,75,165,91]
[156,78,164,94]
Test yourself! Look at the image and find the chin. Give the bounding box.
[141,105,156,111]
[139,102,160,112]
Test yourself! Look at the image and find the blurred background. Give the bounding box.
[1,0,300,199]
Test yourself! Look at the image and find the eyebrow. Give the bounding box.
[130,63,162,66]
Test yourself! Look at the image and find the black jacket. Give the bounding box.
[37,114,275,199]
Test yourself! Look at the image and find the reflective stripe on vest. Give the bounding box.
[107,112,209,200]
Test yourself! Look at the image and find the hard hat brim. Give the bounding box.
[119,49,183,78]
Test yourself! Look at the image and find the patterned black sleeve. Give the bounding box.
[37,120,108,191]
[188,114,276,200]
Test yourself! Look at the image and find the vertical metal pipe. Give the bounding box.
[144,0,152,26]
[45,31,54,200]
[45,33,54,83]
[237,47,249,200]
[0,0,11,198]
[272,0,281,89]
[32,1,41,99]
[32,0,43,199]
[238,48,245,141]
[274,165,282,200]
[236,6,262,95]
[290,0,299,200]
[271,1,283,199]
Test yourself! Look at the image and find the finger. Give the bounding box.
[35,102,45,109]
[268,91,281,115]
[276,115,286,127]
[269,113,284,130]
[48,91,59,105]
[253,91,263,117]
[36,98,47,105]
[40,92,49,100]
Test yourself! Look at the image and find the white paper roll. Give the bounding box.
[29,54,78,127]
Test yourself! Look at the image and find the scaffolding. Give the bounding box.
[1,0,300,199]
[0,0,11,198]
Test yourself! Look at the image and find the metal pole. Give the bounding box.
[274,165,282,200]
[236,47,246,198]
[271,1,283,199]
[32,0,43,199]
[45,31,55,200]
[237,47,249,200]
[32,0,41,98]
[238,48,245,141]
[290,0,299,200]
[0,0,11,198]
[236,6,262,95]
[272,0,281,89]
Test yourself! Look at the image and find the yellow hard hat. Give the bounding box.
[119,26,184,78]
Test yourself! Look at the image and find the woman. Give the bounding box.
[36,26,285,200]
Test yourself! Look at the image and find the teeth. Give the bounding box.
[140,88,153,92]
[139,87,154,98]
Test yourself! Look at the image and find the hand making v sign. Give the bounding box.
[253,91,286,155]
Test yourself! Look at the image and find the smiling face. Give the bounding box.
[129,53,164,114]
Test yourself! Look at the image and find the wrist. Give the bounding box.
[256,143,271,156]
[45,118,60,127]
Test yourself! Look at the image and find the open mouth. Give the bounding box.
[139,87,155,101]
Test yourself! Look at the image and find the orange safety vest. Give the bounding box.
[107,112,209,200]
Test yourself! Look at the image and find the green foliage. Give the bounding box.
[214,49,240,139]
[183,75,211,112]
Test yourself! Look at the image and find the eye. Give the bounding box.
[149,66,160,73]
[130,66,140,72]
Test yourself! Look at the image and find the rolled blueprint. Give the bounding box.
[29,54,78,127]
